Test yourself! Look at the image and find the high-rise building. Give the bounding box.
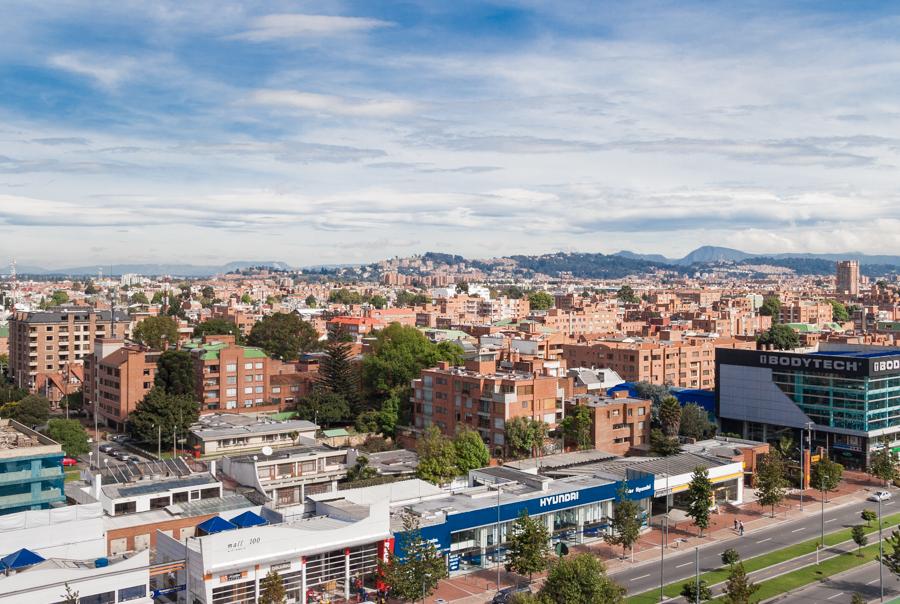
[83,339,160,432]
[836,260,860,296]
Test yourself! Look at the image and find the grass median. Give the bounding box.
[626,510,900,604]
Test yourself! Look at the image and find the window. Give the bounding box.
[227,376,237,385]
[113,501,136,515]
[255,386,264,393]
[245,374,253,382]
[150,496,170,509]
[78,591,115,604]
[118,585,147,602]
[244,362,253,369]
[638,407,646,416]
[244,387,253,394]
[226,388,237,396]
[255,362,264,369]
[255,374,263,381]
[173,491,189,504]
[226,363,237,372]
[272,387,281,394]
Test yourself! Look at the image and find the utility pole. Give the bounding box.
[695,546,700,604]
[880,495,885,602]
[157,424,162,460]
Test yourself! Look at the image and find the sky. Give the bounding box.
[3,1,900,268]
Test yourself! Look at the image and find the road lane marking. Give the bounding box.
[825,518,837,523]
[868,579,880,585]
[631,574,650,581]
[885,501,895,506]
[826,593,844,600]
[757,538,772,543]
[676,562,692,568]
[791,527,805,532]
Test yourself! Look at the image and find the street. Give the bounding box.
[775,561,900,603]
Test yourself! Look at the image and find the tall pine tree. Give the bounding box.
[317,340,361,413]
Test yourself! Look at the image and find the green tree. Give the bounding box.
[851,594,865,604]
[616,285,639,304]
[686,466,713,536]
[151,291,165,305]
[721,562,758,604]
[757,324,800,350]
[346,455,377,482]
[810,454,844,503]
[679,403,715,440]
[369,294,387,309]
[632,382,670,406]
[527,291,554,310]
[755,451,788,517]
[354,410,380,434]
[561,405,593,450]
[201,286,215,300]
[453,428,490,473]
[328,288,364,305]
[304,295,317,308]
[659,396,681,438]
[130,291,149,305]
[828,299,850,322]
[505,511,551,582]
[772,435,797,461]
[127,388,199,447]
[604,483,642,561]
[317,340,360,413]
[46,419,89,457]
[456,282,469,294]
[378,511,447,602]
[759,295,781,318]
[851,524,868,556]
[132,316,179,350]
[505,417,548,459]
[295,390,349,426]
[861,509,877,527]
[882,528,900,580]
[416,426,458,485]
[394,290,430,306]
[154,350,196,397]
[193,318,243,343]
[869,446,898,486]
[538,553,625,604]
[84,281,98,295]
[680,579,712,603]
[11,394,50,427]
[259,569,286,604]
[49,290,69,307]
[60,584,79,604]
[721,548,740,567]
[248,313,320,360]
[377,391,401,437]
[649,428,681,456]
[240,293,253,305]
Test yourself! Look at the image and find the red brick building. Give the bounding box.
[83,339,159,431]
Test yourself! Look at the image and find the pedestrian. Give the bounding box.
[733,519,738,532]
[739,521,744,536]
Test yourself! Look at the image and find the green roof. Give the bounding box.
[187,341,269,361]
[323,428,350,438]
[0,326,8,338]
[268,411,298,421]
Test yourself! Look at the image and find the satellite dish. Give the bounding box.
[261,446,273,456]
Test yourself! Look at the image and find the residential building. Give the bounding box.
[188,413,318,457]
[0,420,65,515]
[567,391,651,455]
[83,339,160,431]
[779,300,833,326]
[836,260,860,296]
[185,335,279,414]
[9,306,130,392]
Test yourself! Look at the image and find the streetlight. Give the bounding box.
[880,495,885,602]
[493,484,503,593]
[694,547,700,604]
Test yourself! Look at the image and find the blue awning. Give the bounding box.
[196,516,237,535]
[230,510,268,528]
[1,548,44,570]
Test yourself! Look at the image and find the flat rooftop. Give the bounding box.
[190,414,318,440]
[812,349,900,359]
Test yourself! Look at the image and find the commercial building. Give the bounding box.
[0,420,65,515]
[188,414,318,457]
[83,339,160,431]
[717,347,900,467]
[836,260,860,296]
[0,502,106,560]
[9,306,130,392]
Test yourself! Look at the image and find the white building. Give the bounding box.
[0,503,106,560]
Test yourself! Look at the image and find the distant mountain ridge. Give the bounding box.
[613,246,900,267]
[14,261,292,277]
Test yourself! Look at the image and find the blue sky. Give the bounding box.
[2,1,900,267]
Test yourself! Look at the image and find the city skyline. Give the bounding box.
[3,2,900,265]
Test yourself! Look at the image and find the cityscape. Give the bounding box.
[2,3,900,604]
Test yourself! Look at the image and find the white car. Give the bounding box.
[869,491,892,502]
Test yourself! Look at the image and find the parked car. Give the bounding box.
[492,585,532,604]
[98,444,115,453]
[869,491,892,502]
[62,457,78,467]
[111,450,133,461]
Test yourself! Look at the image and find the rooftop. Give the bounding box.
[14,306,129,324]
[190,413,318,440]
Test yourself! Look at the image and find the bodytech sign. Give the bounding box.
[716,348,900,378]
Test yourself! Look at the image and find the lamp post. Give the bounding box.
[694,546,700,604]
[487,483,504,593]
[880,495,885,602]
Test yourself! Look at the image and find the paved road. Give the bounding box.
[614,497,895,596]
[774,560,900,603]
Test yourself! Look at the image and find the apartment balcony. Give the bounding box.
[492,392,516,404]
[0,487,64,510]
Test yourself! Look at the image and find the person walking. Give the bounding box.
[733,518,738,532]
[739,521,744,536]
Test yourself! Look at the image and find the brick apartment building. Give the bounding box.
[535,304,618,337]
[779,300,834,326]
[83,339,160,431]
[567,391,651,455]
[410,354,565,456]
[561,336,755,389]
[9,306,131,392]
[209,303,259,336]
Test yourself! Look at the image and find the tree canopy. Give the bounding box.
[132,316,179,350]
[505,511,550,582]
[759,295,781,318]
[415,426,460,485]
[128,388,199,447]
[527,291,554,310]
[755,451,788,517]
[46,419,90,457]
[378,512,447,602]
[259,570,286,604]
[616,285,640,304]
[248,312,320,361]
[561,404,593,450]
[9,394,50,427]
[538,554,625,604]
[679,403,716,440]
[604,483,642,560]
[154,350,195,397]
[828,299,850,322]
[757,324,800,350]
[453,428,490,474]
[686,466,713,536]
[869,446,897,485]
[722,562,758,604]
[295,390,350,426]
[659,396,681,438]
[505,417,548,459]
[317,340,360,414]
[810,454,844,501]
[193,318,243,343]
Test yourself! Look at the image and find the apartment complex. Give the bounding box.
[410,355,564,456]
[0,420,65,515]
[567,391,651,455]
[9,306,130,391]
[836,260,860,296]
[185,336,280,414]
[83,339,160,431]
[778,300,834,326]
[561,336,755,389]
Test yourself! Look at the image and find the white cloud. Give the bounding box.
[48,54,129,88]
[232,13,392,42]
[249,90,416,118]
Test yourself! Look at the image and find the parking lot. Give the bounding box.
[79,435,154,470]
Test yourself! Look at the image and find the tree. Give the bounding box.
[649,428,681,456]
[328,288,364,305]
[416,426,458,485]
[851,524,868,556]
[721,562,758,604]
[317,340,360,413]
[49,290,69,307]
[453,428,490,473]
[632,382,670,406]
[295,390,349,426]
[304,295,317,308]
[505,511,551,582]
[127,388,199,447]
[659,396,681,438]
[154,350,195,397]
[60,584,79,604]
[772,435,797,461]
[755,451,788,518]
[354,410,380,434]
[130,291,149,305]
[259,569,286,604]
[851,594,865,604]
[828,299,850,322]
[810,454,844,503]
[686,466,713,536]
[456,282,469,294]
[46,419,89,457]
[395,290,429,306]
[527,291,554,310]
[193,318,243,343]
[240,293,253,305]
[505,417,548,459]
[11,394,50,427]
[132,316,179,350]
[721,548,740,567]
[882,528,900,580]
[679,403,715,440]
[377,391,401,437]
[369,294,387,309]
[561,405,593,450]
[759,295,781,318]
[379,511,447,602]
[616,285,639,304]
[346,455,377,482]
[604,483,642,561]
[248,313,320,361]
[869,447,898,486]
[680,579,712,602]
[538,553,625,604]
[84,281,99,295]
[862,509,877,527]
[757,324,800,351]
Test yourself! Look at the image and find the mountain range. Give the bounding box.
[614,245,900,266]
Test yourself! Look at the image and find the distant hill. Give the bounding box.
[16,261,292,277]
[615,250,670,263]
[510,252,679,279]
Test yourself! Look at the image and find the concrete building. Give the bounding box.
[83,339,160,431]
[0,420,65,515]
[836,260,860,296]
[9,306,130,392]
[188,414,318,457]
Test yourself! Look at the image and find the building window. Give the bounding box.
[638,408,645,416]
[226,388,237,396]
[113,501,136,515]
[78,591,115,604]
[255,386,264,394]
[227,376,237,385]
[150,496,170,509]
[118,585,147,602]
[272,387,281,394]
[244,362,253,369]
[244,387,253,394]
[255,362,264,369]
[255,374,263,381]
[226,363,237,372]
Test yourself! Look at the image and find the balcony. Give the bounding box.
[0,487,64,509]
[492,391,516,404]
